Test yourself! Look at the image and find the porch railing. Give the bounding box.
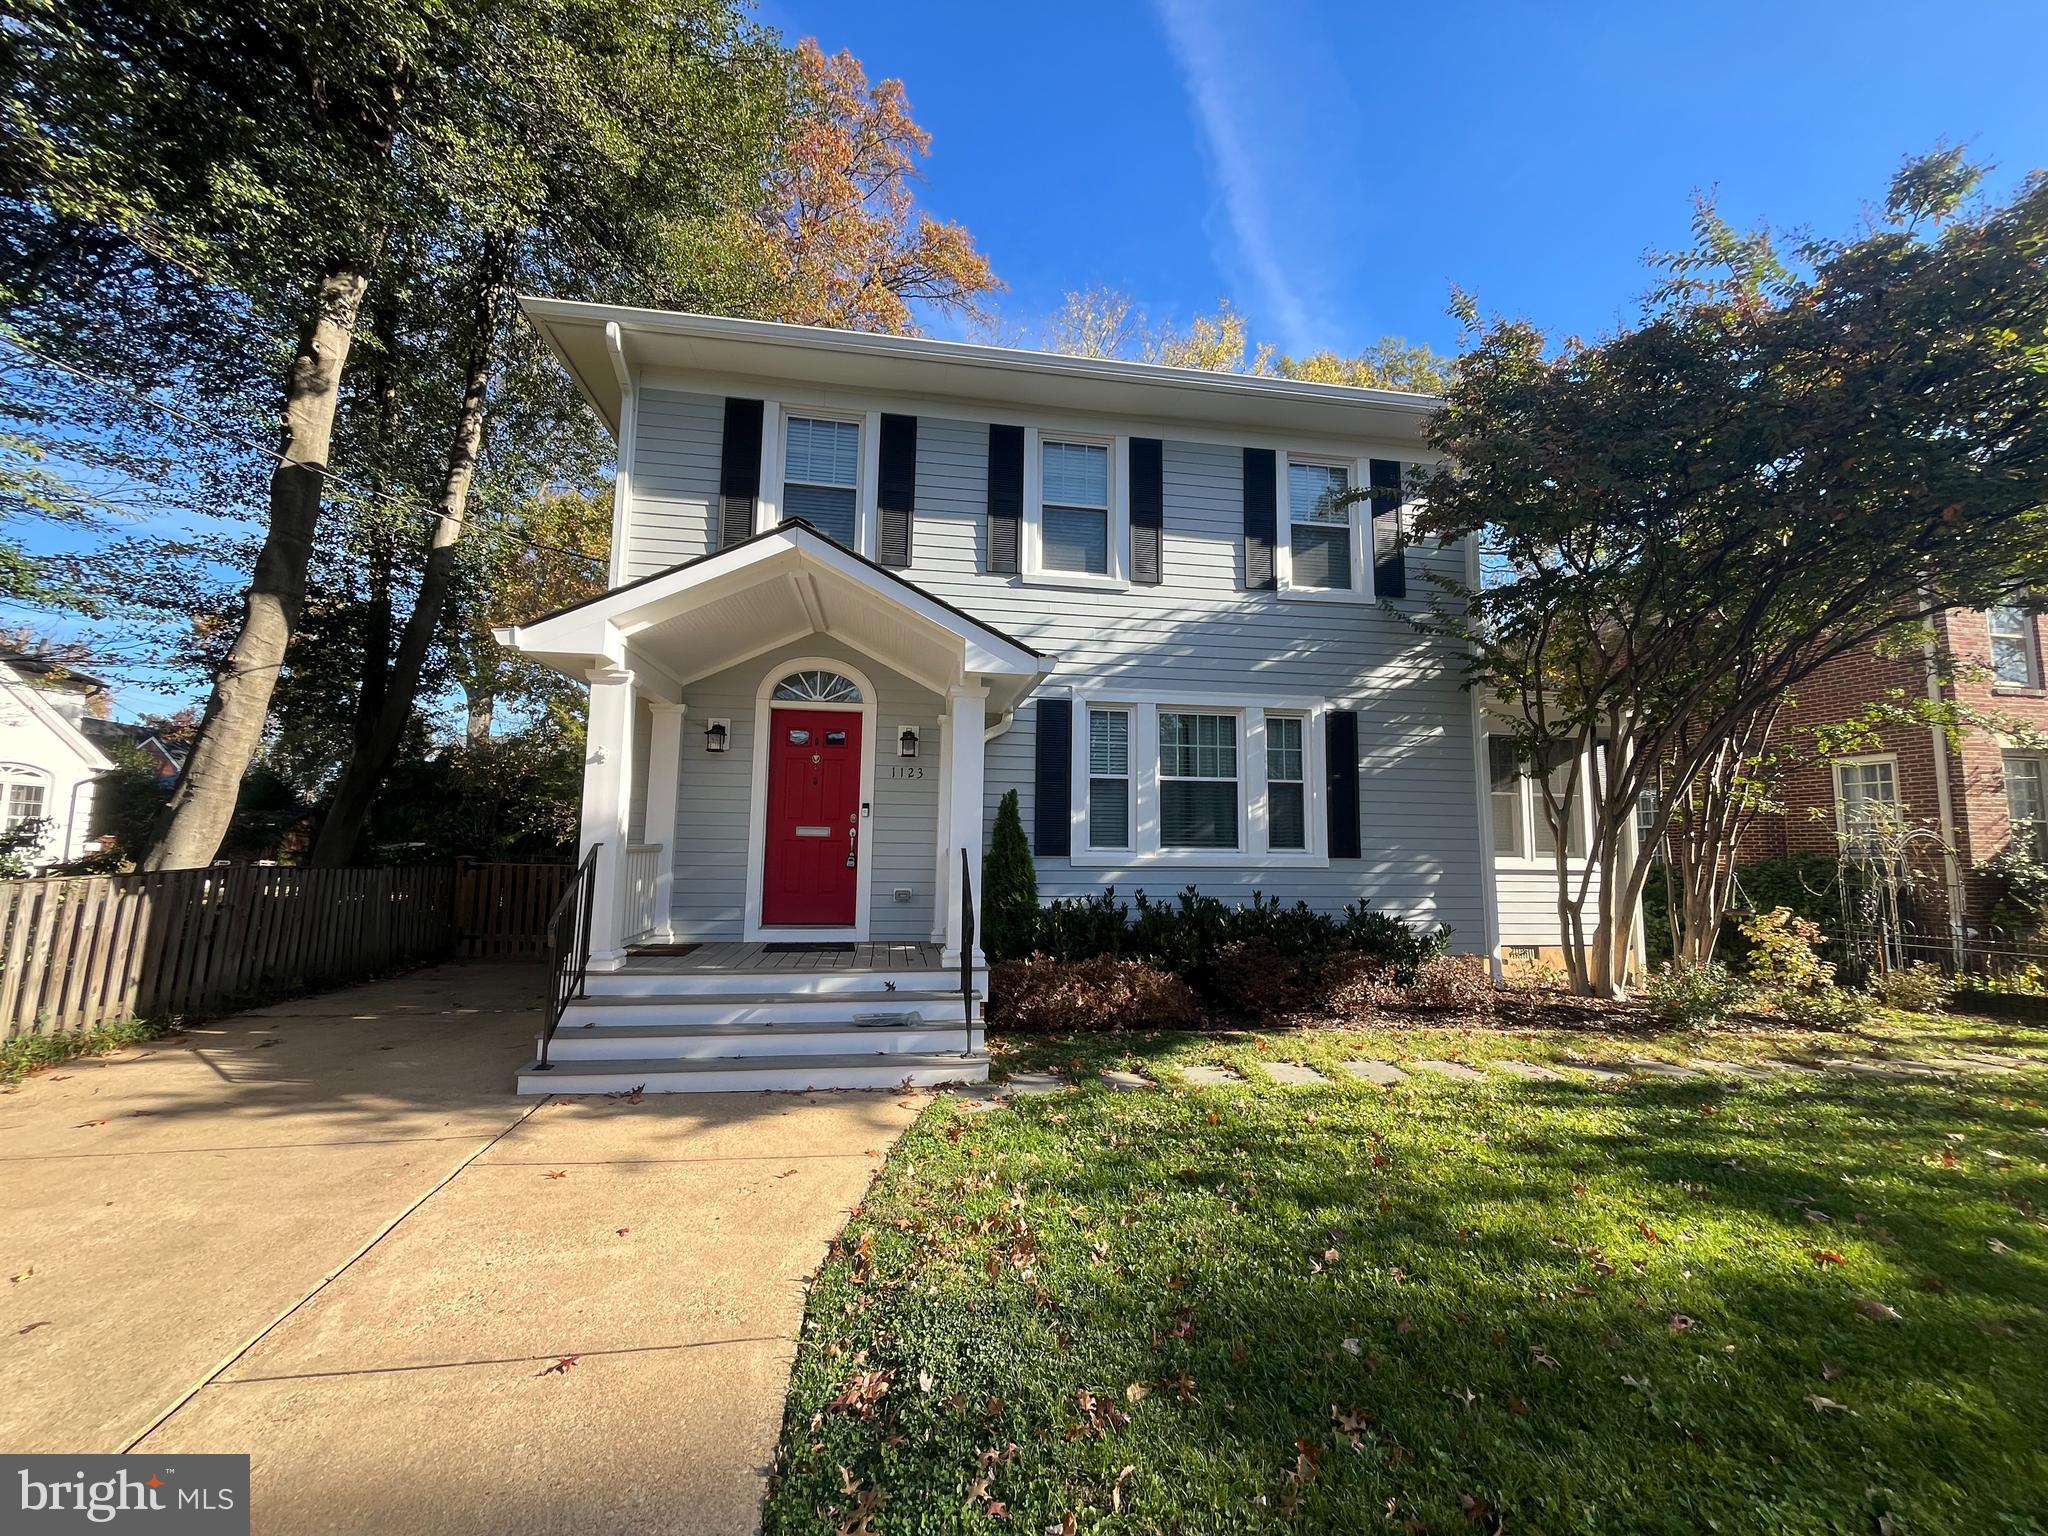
[534,843,601,1072]
[958,847,976,1058]
[623,843,661,944]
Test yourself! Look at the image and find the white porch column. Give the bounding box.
[941,679,988,967]
[930,704,954,944]
[579,664,637,968]
[643,701,685,943]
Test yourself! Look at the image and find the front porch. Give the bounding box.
[497,522,1048,1092]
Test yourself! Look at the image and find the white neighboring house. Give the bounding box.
[498,302,1507,1094]
[0,657,115,869]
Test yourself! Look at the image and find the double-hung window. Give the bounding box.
[1087,708,1131,850]
[781,415,861,548]
[1988,604,2039,688]
[1286,460,1352,591]
[1159,712,1240,850]
[1487,737,1589,860]
[1040,439,1111,575]
[2005,753,2048,857]
[1529,749,1587,859]
[2,774,46,833]
[1488,738,1525,857]
[1266,715,1307,851]
[1833,757,1898,848]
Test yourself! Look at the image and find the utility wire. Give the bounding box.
[1,332,608,569]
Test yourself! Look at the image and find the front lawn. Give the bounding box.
[764,1016,2047,1534]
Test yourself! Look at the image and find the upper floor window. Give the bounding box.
[1287,461,1352,591]
[782,415,860,548]
[1040,439,1111,576]
[1987,604,2039,688]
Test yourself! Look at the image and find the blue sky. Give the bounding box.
[759,0,2048,357]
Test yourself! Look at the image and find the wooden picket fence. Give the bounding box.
[453,860,574,959]
[0,864,459,1041]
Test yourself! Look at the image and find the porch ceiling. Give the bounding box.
[496,522,1050,712]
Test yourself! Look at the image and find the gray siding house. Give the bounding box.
[499,301,1502,1092]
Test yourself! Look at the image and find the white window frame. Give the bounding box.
[1487,736,1594,867]
[1023,426,1129,592]
[758,402,881,557]
[1277,450,1372,603]
[1263,712,1310,852]
[1986,605,2040,689]
[1085,706,1133,853]
[1066,690,1329,868]
[2003,752,2048,856]
[0,766,50,834]
[1831,754,1900,842]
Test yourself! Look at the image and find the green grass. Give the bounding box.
[0,1014,180,1084]
[764,1015,2047,1534]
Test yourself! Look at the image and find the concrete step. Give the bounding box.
[584,968,979,999]
[560,990,980,1028]
[516,1050,989,1096]
[542,1020,984,1060]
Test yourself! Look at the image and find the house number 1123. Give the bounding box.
[889,765,924,779]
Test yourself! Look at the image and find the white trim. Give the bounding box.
[1067,692,1330,869]
[1276,450,1373,602]
[1985,604,2042,689]
[1022,427,1129,590]
[742,656,879,944]
[1831,752,1901,839]
[603,322,637,586]
[1486,733,1597,869]
[1467,532,1503,978]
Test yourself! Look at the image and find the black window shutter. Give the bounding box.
[1326,709,1361,858]
[1243,447,1277,590]
[1369,458,1405,598]
[1130,436,1164,586]
[987,423,1023,574]
[878,413,917,568]
[717,398,764,551]
[1033,697,1072,857]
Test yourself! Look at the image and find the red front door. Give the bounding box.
[762,708,862,927]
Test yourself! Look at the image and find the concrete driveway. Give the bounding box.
[0,962,922,1534]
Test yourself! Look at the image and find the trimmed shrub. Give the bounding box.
[1205,938,1330,1021]
[982,789,1038,961]
[1407,954,1497,1011]
[1867,962,1954,1015]
[1644,961,1747,1027]
[987,955,1203,1033]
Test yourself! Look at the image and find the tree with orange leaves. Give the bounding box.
[714,39,1001,334]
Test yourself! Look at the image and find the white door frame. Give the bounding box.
[742,656,879,943]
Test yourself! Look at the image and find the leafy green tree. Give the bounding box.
[982,788,1039,960]
[1420,151,2048,996]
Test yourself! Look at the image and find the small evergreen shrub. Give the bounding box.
[1867,962,1954,1014]
[1644,961,1748,1027]
[987,956,1202,1033]
[981,789,1038,961]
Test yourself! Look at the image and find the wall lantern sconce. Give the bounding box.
[898,726,920,759]
[704,718,730,753]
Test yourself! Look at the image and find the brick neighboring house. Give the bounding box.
[1739,603,2048,934]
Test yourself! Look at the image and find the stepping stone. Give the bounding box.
[1624,1056,1699,1080]
[1264,1062,1328,1086]
[1560,1059,1631,1081]
[954,1096,1006,1114]
[1098,1069,1154,1092]
[1492,1060,1567,1082]
[1342,1059,1407,1086]
[1946,1054,2020,1074]
[1687,1058,1777,1080]
[1818,1057,1917,1080]
[1001,1072,1069,1095]
[1178,1064,1242,1087]
[1757,1057,1822,1074]
[1413,1059,1486,1083]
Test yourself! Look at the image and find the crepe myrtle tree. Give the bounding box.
[1411,150,2048,998]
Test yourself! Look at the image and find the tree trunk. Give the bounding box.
[142,264,372,870]
[464,687,495,742]
[310,242,510,866]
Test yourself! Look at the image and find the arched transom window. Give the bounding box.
[772,669,863,704]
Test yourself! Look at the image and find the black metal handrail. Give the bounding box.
[958,847,976,1058]
[535,843,602,1071]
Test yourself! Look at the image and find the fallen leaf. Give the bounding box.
[76,1119,108,1128]
[17,1321,50,1335]
[615,1228,630,1237]
[543,1170,567,1180]
[777,1169,800,1179]
[1804,1394,1852,1414]
[1667,1313,1695,1333]
[1637,1220,1664,1245]
[1810,1249,1846,1266]
[537,1355,579,1376]
[1821,1364,1844,1381]
[1505,1392,1529,1416]
[1854,1298,1903,1323]
[1530,1348,1559,1369]
[1341,1337,1362,1357]
[1124,1382,1149,1402]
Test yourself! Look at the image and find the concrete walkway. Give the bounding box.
[0,962,918,1534]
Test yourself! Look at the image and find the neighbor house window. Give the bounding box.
[1266,715,1307,851]
[1287,460,1352,590]
[1988,605,2039,688]
[2005,753,2048,858]
[1040,439,1111,575]
[782,415,860,547]
[2,774,46,833]
[1087,708,1131,850]
[1636,788,1662,858]
[1833,757,1899,846]
[1159,711,1239,849]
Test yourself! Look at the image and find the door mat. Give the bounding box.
[762,942,856,954]
[625,942,700,957]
